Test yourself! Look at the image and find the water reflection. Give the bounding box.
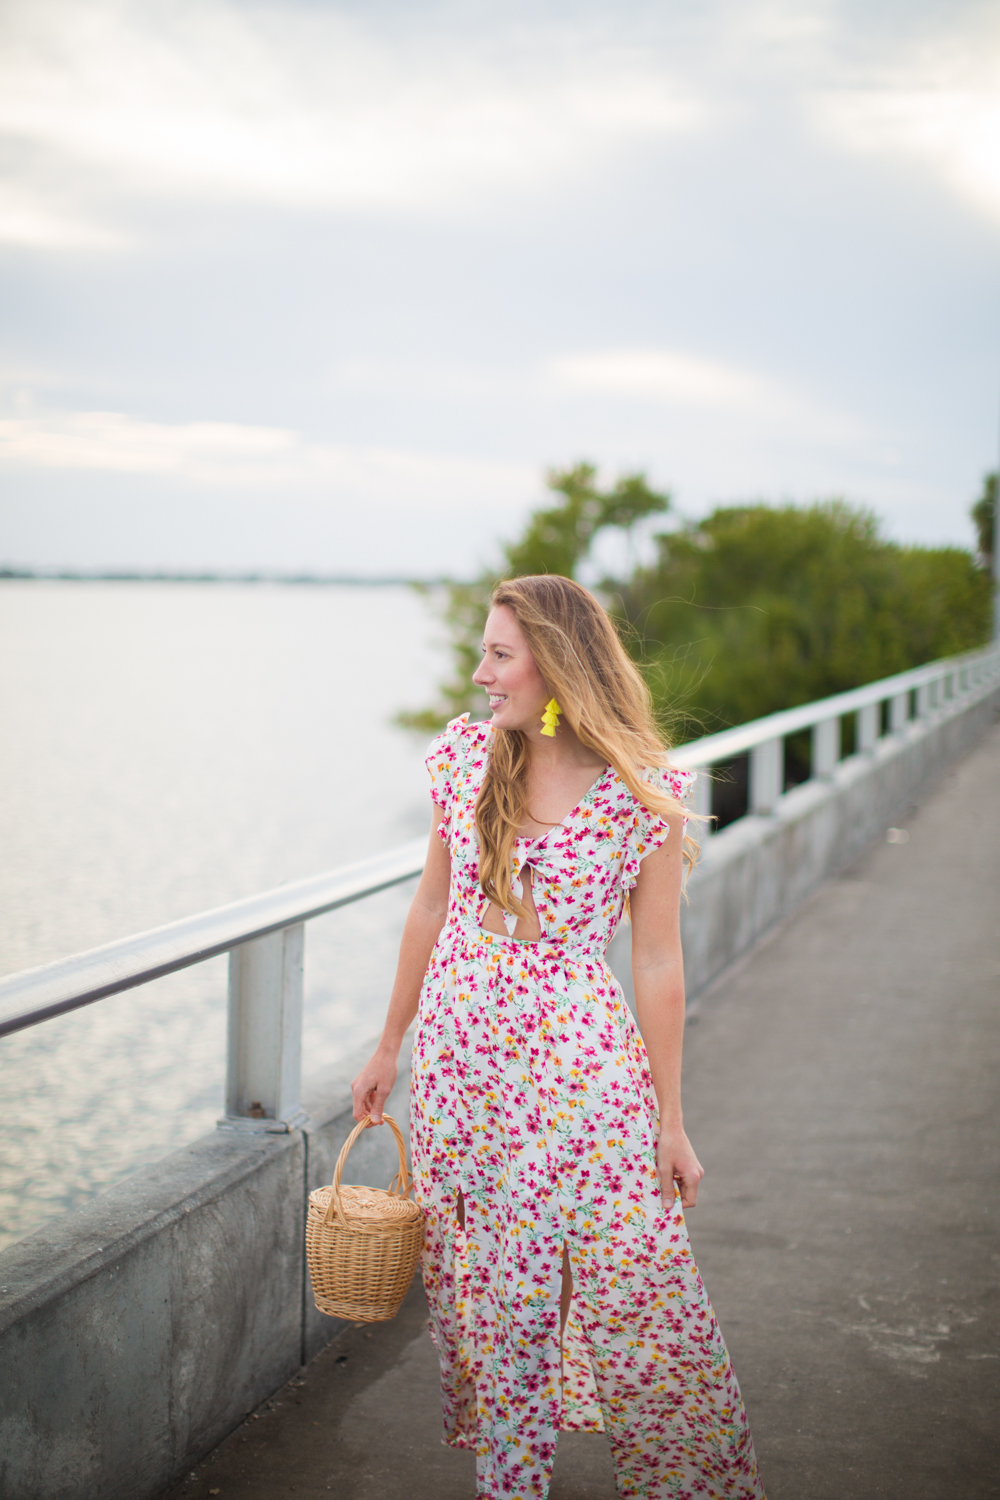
[0,581,441,1247]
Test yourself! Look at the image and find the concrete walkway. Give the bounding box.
[161,718,1000,1500]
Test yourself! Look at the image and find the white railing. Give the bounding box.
[669,643,1000,823]
[1,642,998,1134]
[0,842,426,1131]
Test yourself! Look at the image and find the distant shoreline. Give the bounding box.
[0,567,452,586]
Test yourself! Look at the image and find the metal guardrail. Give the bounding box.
[0,840,426,1131]
[672,642,1000,822]
[1,642,998,1132]
[0,840,427,1040]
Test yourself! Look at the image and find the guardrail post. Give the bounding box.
[811,717,839,780]
[691,768,712,837]
[857,703,879,754]
[889,692,909,734]
[220,923,308,1132]
[750,736,783,814]
[916,682,932,718]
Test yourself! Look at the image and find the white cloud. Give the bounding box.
[804,9,1000,227]
[722,3,1000,230]
[5,0,999,250]
[0,0,702,245]
[816,83,1000,226]
[546,347,866,444]
[0,407,531,511]
[0,187,127,249]
[549,348,762,406]
[0,411,295,480]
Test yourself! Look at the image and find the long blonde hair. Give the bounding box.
[475,575,698,917]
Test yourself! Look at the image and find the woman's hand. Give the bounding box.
[657,1126,704,1209]
[351,1047,399,1125]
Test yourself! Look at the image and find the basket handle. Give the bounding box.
[322,1113,413,1227]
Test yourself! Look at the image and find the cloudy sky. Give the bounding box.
[0,0,998,576]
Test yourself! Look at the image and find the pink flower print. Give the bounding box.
[410,715,763,1500]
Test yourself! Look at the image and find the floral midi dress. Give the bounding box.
[410,715,765,1500]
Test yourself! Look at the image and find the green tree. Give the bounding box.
[612,501,992,736]
[402,472,992,740]
[971,471,996,570]
[397,463,670,731]
[504,463,670,577]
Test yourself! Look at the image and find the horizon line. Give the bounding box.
[0,566,462,587]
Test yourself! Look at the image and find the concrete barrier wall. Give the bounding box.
[0,1043,413,1500]
[0,1131,305,1500]
[1,685,997,1500]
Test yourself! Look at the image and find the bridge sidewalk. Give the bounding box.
[161,717,1000,1500]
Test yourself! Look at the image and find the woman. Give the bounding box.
[352,575,764,1500]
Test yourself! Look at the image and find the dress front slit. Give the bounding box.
[411,715,765,1500]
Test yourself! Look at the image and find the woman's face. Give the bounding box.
[472,605,549,734]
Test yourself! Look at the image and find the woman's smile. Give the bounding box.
[471,605,551,733]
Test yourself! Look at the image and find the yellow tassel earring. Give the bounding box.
[540,698,562,737]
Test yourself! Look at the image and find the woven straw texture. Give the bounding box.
[306,1113,424,1323]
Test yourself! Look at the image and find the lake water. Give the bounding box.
[0,581,447,1250]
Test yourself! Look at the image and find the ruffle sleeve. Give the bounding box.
[425,713,493,844]
[620,765,696,890]
[425,714,469,816]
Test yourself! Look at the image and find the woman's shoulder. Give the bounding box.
[613,762,695,887]
[641,762,696,804]
[598,761,694,830]
[428,712,493,756]
[425,714,493,791]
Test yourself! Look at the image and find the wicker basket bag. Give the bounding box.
[306,1113,424,1323]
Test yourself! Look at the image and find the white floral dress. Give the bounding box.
[410,715,765,1500]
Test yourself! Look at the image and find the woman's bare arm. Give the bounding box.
[628,814,704,1209]
[351,804,451,1123]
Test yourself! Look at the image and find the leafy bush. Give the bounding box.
[613,500,991,736]
[402,467,992,740]
[971,471,996,570]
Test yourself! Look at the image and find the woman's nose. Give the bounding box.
[472,659,492,685]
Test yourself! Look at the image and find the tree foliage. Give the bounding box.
[613,500,991,735]
[397,463,670,730]
[503,462,671,578]
[402,465,992,739]
[971,471,996,570]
